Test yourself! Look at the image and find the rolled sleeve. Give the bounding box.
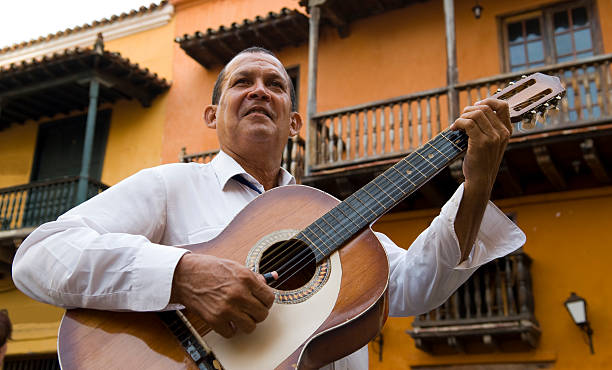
[381,183,526,317]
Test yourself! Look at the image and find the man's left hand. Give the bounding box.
[451,98,512,195]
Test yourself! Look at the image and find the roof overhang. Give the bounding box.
[0,42,170,130]
[300,0,428,37]
[175,8,309,69]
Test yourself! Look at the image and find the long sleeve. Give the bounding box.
[12,168,188,311]
[381,183,526,317]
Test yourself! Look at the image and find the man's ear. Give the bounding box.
[203,105,218,129]
[289,112,303,137]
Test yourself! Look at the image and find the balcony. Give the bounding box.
[180,136,306,183]
[304,54,612,208]
[0,176,108,234]
[407,251,539,354]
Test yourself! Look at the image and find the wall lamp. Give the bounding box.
[564,292,594,354]
[472,1,483,19]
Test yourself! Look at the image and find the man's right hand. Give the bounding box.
[170,253,275,338]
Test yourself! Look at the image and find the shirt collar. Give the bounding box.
[211,150,296,191]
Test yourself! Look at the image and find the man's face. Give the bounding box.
[205,52,300,157]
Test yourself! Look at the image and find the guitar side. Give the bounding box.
[58,185,389,370]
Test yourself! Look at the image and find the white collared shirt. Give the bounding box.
[13,150,525,369]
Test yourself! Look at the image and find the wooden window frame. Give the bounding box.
[497,0,603,73]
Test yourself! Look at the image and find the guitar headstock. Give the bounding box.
[491,72,566,131]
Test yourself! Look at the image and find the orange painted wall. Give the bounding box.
[162,0,303,163]
[370,187,612,369]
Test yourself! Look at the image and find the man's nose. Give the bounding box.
[247,80,271,101]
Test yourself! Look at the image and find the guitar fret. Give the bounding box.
[328,206,360,234]
[414,150,439,170]
[297,229,327,260]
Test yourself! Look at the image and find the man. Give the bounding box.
[0,309,12,366]
[12,47,524,369]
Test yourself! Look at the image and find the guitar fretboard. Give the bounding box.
[295,129,468,262]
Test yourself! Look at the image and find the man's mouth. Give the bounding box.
[244,106,272,119]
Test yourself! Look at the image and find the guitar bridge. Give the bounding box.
[158,311,223,370]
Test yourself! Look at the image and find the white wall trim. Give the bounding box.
[0,4,173,67]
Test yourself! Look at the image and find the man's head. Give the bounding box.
[204,47,302,160]
[0,310,11,362]
[212,47,297,112]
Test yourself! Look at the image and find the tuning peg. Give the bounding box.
[519,117,536,131]
[509,81,515,85]
[556,95,562,100]
[496,88,502,92]
[521,75,527,79]
[544,103,550,108]
[530,110,537,115]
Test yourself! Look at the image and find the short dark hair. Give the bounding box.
[0,309,11,347]
[212,47,297,112]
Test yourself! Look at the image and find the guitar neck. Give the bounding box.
[296,128,468,262]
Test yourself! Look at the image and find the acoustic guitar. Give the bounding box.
[57,73,565,369]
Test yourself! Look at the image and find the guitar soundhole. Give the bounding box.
[259,239,316,291]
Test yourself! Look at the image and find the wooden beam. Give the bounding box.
[496,158,523,196]
[321,3,349,38]
[533,145,566,190]
[0,71,92,100]
[580,138,611,183]
[306,4,321,176]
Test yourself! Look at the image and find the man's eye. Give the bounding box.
[234,78,249,85]
[270,81,284,88]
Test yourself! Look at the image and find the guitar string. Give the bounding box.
[270,138,465,289]
[259,129,465,276]
[266,130,466,284]
[269,131,467,288]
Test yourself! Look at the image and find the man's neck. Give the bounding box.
[223,148,281,191]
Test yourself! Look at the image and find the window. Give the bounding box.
[501,1,600,72]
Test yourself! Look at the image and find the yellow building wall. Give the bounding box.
[369,186,612,369]
[1,15,176,358]
[0,123,37,188]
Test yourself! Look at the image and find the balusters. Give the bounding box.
[473,272,482,318]
[495,260,504,316]
[463,279,472,319]
[336,114,343,162]
[505,256,517,316]
[407,101,413,150]
[362,110,368,158]
[416,99,423,146]
[353,112,359,159]
[399,103,404,151]
[371,108,377,156]
[516,253,531,315]
[328,117,335,163]
[389,104,395,152]
[425,96,432,140]
[435,94,441,134]
[380,106,386,154]
[580,66,593,119]
[484,265,493,317]
[345,113,352,161]
[452,290,460,320]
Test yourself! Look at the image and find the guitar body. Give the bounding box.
[58,185,389,370]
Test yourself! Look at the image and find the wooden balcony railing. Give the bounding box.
[311,54,612,171]
[407,251,540,354]
[0,176,108,231]
[180,136,306,183]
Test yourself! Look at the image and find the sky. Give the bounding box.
[0,0,159,49]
